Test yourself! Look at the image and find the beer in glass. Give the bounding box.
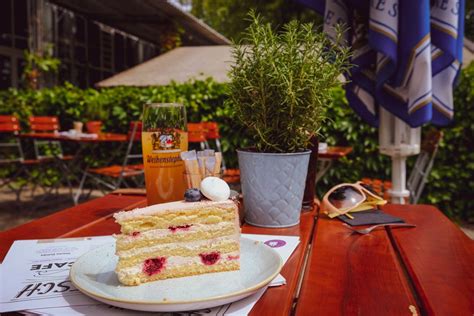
[142,103,188,205]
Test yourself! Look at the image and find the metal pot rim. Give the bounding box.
[237,148,311,156]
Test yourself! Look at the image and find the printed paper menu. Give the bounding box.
[0,236,113,312]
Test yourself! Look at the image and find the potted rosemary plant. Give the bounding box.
[228,13,350,227]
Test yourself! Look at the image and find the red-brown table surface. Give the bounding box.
[296,204,474,316]
[19,132,128,143]
[318,146,353,159]
[0,194,317,315]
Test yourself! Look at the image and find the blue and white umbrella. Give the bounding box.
[299,0,465,203]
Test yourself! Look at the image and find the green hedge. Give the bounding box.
[1,64,473,222]
[0,79,251,168]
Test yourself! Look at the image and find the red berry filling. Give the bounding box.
[227,255,240,261]
[199,252,221,265]
[131,231,140,237]
[143,257,166,276]
[168,224,193,233]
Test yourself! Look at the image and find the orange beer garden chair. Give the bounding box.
[28,116,74,161]
[28,116,74,197]
[74,121,143,203]
[0,115,32,201]
[187,123,209,151]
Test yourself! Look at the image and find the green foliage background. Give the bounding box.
[189,0,473,42]
[1,64,473,222]
[191,0,320,42]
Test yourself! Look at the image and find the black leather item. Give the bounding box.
[337,210,404,226]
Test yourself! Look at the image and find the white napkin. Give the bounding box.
[59,130,98,139]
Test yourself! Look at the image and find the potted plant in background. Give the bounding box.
[84,98,107,134]
[23,45,60,90]
[228,13,350,227]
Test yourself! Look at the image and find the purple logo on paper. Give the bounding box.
[264,239,286,248]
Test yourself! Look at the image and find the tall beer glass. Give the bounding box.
[142,103,188,205]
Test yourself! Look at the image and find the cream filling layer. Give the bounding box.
[117,251,240,277]
[120,222,236,243]
[116,235,239,258]
[114,199,237,222]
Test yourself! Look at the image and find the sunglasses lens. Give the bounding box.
[328,186,364,209]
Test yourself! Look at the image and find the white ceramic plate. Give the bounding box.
[70,238,283,312]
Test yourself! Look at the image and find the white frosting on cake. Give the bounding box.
[117,235,239,258]
[114,199,236,222]
[120,222,235,243]
[117,251,240,277]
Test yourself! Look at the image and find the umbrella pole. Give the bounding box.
[379,108,420,204]
[389,116,410,204]
[390,155,410,204]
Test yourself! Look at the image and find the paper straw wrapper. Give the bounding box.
[180,150,197,161]
[182,150,224,187]
[205,157,216,177]
[190,159,201,187]
[181,150,201,188]
[204,149,215,157]
[197,156,206,179]
[214,152,222,175]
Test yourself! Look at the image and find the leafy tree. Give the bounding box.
[190,0,473,42]
[23,44,61,90]
[191,0,320,41]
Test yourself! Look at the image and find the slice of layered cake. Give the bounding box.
[114,199,240,286]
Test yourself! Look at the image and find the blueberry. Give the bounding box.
[184,188,202,202]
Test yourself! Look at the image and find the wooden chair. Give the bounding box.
[28,116,70,160]
[187,123,209,150]
[0,115,29,201]
[0,115,24,164]
[407,129,443,204]
[74,121,144,203]
[28,116,74,198]
[361,129,443,204]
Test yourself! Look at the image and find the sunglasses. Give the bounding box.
[321,181,387,218]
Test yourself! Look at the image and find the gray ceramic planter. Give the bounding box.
[237,149,311,228]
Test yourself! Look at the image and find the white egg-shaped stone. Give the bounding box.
[200,177,230,201]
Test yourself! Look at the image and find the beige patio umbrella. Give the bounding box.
[96,46,233,87]
[97,40,472,88]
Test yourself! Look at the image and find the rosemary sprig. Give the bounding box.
[227,12,351,153]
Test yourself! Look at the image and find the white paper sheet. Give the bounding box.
[0,236,113,312]
[0,234,300,315]
[58,131,98,139]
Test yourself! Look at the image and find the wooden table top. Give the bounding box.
[0,194,317,315]
[318,146,353,159]
[1,196,472,315]
[241,210,316,316]
[19,132,128,143]
[296,204,474,316]
[387,205,474,315]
